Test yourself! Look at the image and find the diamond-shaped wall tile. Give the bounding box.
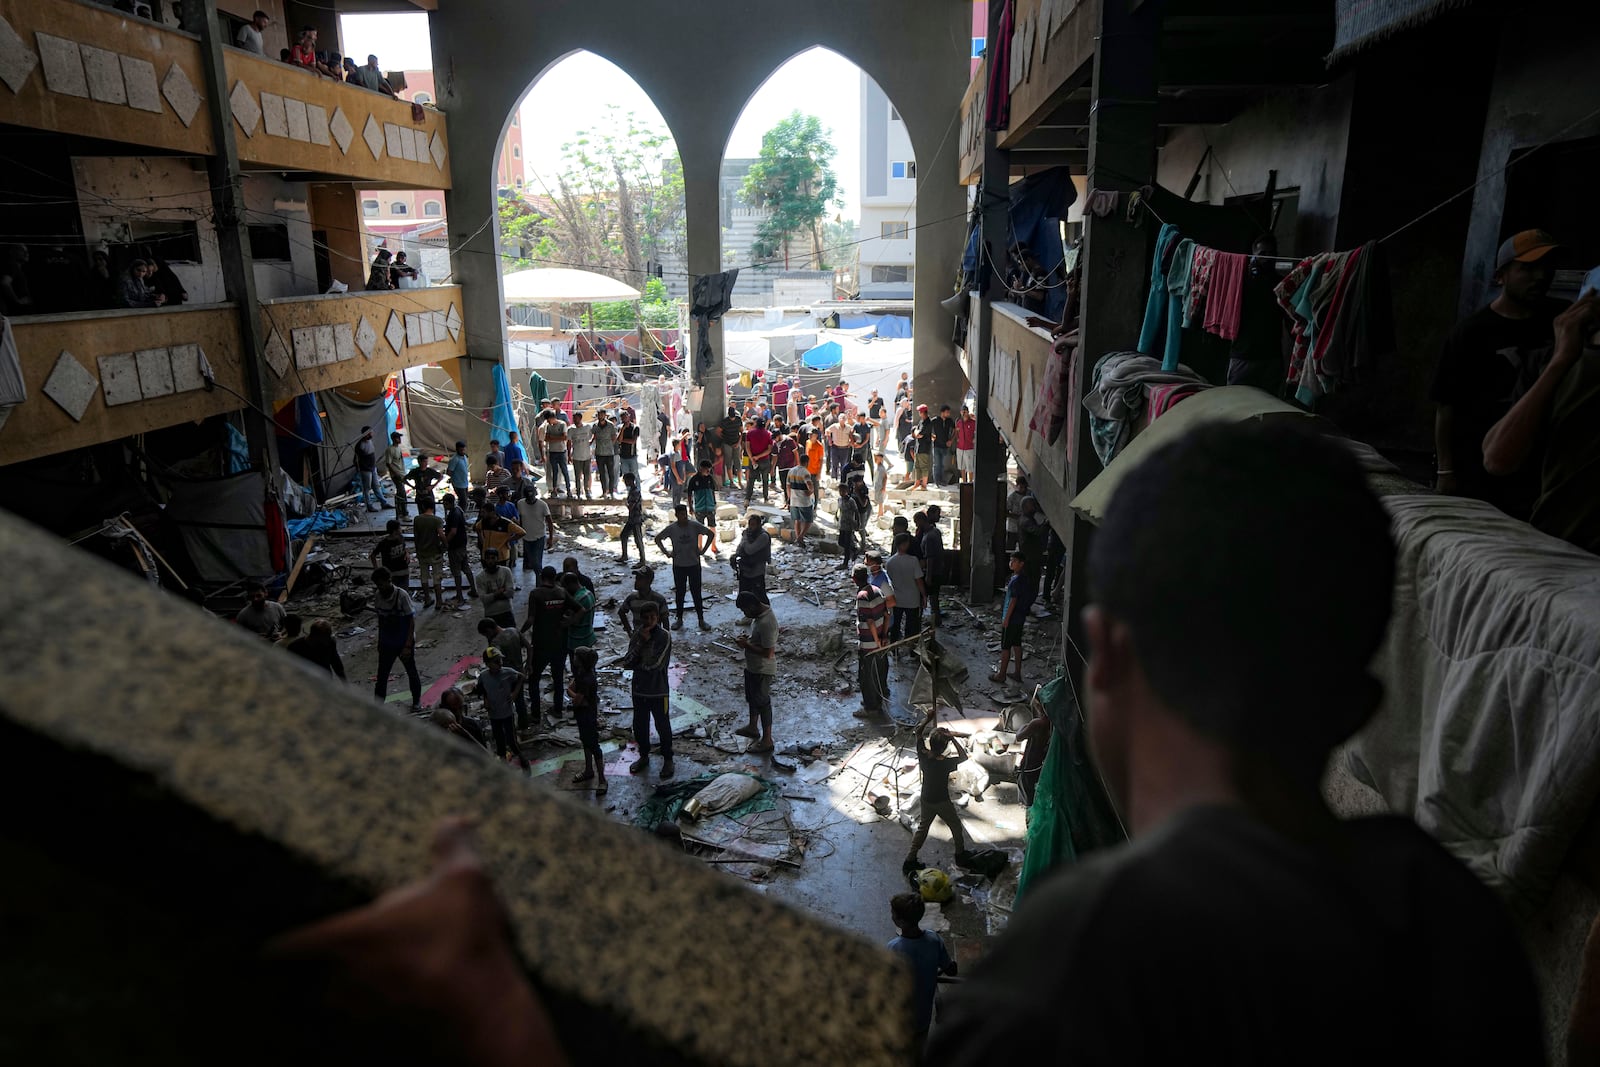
[333,323,357,362]
[81,45,125,105]
[161,63,200,127]
[43,350,97,421]
[383,122,403,160]
[329,106,354,154]
[445,304,461,342]
[120,55,160,113]
[0,16,39,95]
[135,347,174,398]
[405,127,423,162]
[429,131,446,170]
[230,79,260,137]
[263,329,289,378]
[384,310,405,354]
[355,316,377,359]
[362,114,384,160]
[404,313,422,348]
[284,97,310,142]
[170,343,206,392]
[259,90,287,137]
[291,327,318,368]
[36,34,87,98]
[306,103,330,146]
[98,352,141,407]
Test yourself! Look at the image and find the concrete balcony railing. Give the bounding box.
[0,286,466,465]
[259,285,465,404]
[0,0,451,188]
[990,301,1069,506]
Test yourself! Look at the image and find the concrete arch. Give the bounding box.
[430,0,971,451]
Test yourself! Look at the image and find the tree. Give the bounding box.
[514,107,685,284]
[741,112,842,270]
[497,194,545,272]
[587,277,678,330]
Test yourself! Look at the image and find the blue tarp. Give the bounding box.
[287,508,351,539]
[489,364,518,443]
[384,391,399,441]
[801,341,844,371]
[961,165,1078,322]
[837,314,912,339]
[224,423,250,474]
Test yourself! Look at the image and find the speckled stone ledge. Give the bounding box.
[0,508,913,1066]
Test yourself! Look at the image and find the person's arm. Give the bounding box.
[507,521,526,539]
[653,529,672,556]
[544,511,556,542]
[1483,295,1596,477]
[697,526,712,556]
[617,598,634,634]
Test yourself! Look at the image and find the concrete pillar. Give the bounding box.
[967,0,1012,605]
[1061,0,1163,668]
[429,13,503,468]
[682,141,727,432]
[910,169,969,408]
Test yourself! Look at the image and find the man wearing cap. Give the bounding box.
[473,646,529,773]
[1431,228,1568,518]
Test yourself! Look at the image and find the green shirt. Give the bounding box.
[412,514,444,561]
[565,587,596,649]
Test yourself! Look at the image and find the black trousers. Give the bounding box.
[858,650,890,711]
[633,692,671,758]
[737,572,770,605]
[490,716,527,766]
[375,644,421,705]
[890,605,922,643]
[619,520,645,559]
[596,454,618,495]
[528,644,566,718]
[673,564,704,615]
[926,579,942,625]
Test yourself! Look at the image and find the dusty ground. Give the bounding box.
[282,463,1062,964]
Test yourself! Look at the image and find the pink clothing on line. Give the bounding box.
[1203,252,1248,341]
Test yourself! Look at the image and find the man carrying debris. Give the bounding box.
[906,713,969,870]
[475,548,516,628]
[732,514,772,605]
[371,565,422,712]
[618,565,669,637]
[622,601,674,780]
[733,591,778,754]
[655,504,713,631]
[852,565,891,719]
[521,566,571,723]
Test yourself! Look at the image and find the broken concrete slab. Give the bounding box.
[0,509,914,1067]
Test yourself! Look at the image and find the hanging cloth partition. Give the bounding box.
[489,364,518,444]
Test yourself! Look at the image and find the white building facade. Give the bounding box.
[856,72,917,300]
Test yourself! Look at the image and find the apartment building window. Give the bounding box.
[512,116,520,127]
[871,265,911,284]
[880,221,909,240]
[362,199,379,217]
[513,146,521,159]
[424,201,442,217]
[247,224,292,262]
[891,161,917,180]
[390,202,408,215]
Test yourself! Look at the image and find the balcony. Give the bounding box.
[995,0,1099,150]
[0,0,451,188]
[259,285,465,404]
[0,286,466,465]
[989,302,1071,520]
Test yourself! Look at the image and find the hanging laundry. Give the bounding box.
[1083,351,1210,466]
[1028,329,1076,445]
[1273,242,1393,407]
[1147,381,1208,421]
[985,0,1015,130]
[1202,252,1248,341]
[1185,246,1217,328]
[1137,224,1185,371]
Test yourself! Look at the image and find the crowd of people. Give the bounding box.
[232,12,402,101]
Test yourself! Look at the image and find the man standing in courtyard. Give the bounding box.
[732,514,771,605]
[655,504,713,631]
[733,591,777,754]
[521,566,571,724]
[853,564,891,719]
[622,602,674,779]
[475,548,516,628]
[592,410,619,497]
[383,431,409,519]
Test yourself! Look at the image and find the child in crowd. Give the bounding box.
[887,891,956,1046]
[567,646,606,794]
[991,551,1032,685]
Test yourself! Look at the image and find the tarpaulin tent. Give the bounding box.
[401,380,467,457]
[165,471,276,583]
[801,341,843,371]
[489,364,518,443]
[318,388,387,498]
[837,314,912,339]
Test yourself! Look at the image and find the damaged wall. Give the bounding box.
[71,157,319,305]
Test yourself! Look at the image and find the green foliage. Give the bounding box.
[497,196,544,272]
[741,111,842,269]
[586,277,678,330]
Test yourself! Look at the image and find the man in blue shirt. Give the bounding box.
[447,440,471,510]
[887,891,955,1044]
[501,431,526,470]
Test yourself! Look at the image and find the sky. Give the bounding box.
[339,15,866,218]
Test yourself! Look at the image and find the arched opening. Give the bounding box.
[490,49,688,398]
[719,47,914,409]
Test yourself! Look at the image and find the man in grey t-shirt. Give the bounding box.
[733,591,778,753]
[654,504,713,630]
[567,412,595,499]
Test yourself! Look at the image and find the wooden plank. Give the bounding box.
[278,533,318,603]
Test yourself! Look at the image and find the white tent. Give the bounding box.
[501,267,641,305]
